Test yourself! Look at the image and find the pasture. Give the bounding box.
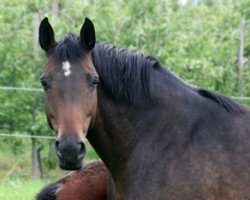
[0,177,47,200]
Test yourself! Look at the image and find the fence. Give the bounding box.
[0,133,55,139]
[1,85,250,179]
[1,85,250,140]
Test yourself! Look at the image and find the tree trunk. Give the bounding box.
[238,18,244,96]
[31,12,40,179]
[52,0,60,17]
[37,147,44,179]
[31,139,38,179]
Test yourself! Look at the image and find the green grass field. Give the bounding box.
[0,177,49,200]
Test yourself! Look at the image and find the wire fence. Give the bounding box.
[1,86,250,99]
[0,86,43,92]
[0,133,55,140]
[230,96,250,100]
[1,86,250,140]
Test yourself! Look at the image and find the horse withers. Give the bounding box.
[36,161,107,200]
[39,17,250,199]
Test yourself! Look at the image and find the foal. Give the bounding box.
[36,161,107,200]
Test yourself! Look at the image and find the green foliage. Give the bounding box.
[1,0,250,175]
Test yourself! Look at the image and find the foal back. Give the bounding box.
[36,161,107,200]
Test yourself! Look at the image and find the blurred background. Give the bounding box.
[1,0,250,199]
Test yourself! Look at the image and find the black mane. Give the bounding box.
[196,88,244,114]
[92,43,244,113]
[93,42,159,103]
[52,34,244,113]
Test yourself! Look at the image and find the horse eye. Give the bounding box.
[40,78,49,90]
[91,77,99,87]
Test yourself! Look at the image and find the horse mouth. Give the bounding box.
[54,135,86,171]
[59,159,83,171]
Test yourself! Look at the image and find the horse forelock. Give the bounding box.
[53,33,87,63]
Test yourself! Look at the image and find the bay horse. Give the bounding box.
[39,17,250,199]
[36,161,107,200]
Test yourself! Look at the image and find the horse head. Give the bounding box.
[39,18,98,170]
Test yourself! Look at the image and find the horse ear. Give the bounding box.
[80,18,96,51]
[39,17,55,52]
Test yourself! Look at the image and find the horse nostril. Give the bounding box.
[79,142,85,154]
[63,160,69,165]
[55,140,62,158]
[55,140,59,150]
[77,142,86,160]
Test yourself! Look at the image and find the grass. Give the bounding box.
[0,177,49,200]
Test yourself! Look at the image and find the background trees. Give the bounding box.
[1,0,250,179]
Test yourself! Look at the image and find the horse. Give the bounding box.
[36,161,107,200]
[38,17,250,199]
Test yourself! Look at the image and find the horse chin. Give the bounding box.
[59,160,83,171]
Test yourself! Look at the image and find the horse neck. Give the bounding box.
[88,67,202,174]
[88,87,147,172]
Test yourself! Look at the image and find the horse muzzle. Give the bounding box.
[55,136,86,170]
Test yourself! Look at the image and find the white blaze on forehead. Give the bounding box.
[62,61,71,76]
